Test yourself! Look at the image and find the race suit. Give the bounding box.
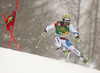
[45,21,81,58]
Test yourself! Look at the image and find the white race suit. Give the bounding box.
[45,21,81,58]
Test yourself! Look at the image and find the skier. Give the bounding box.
[42,14,87,64]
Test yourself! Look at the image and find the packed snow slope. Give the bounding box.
[0,47,100,73]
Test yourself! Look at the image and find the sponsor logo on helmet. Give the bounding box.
[65,17,70,20]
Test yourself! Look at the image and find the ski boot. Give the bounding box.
[62,50,71,56]
[79,54,87,64]
[56,46,71,56]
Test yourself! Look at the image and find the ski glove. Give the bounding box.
[76,36,81,43]
[42,29,47,37]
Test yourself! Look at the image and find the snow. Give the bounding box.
[8,4,12,7]
[0,47,100,73]
[3,34,10,39]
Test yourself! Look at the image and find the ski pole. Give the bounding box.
[79,42,88,60]
[36,35,43,48]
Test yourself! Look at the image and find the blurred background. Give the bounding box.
[0,0,100,70]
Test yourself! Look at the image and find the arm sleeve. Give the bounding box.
[69,24,79,37]
[45,21,58,32]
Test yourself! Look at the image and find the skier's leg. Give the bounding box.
[57,39,71,56]
[67,46,81,58]
[62,39,81,57]
[54,36,68,56]
[63,39,87,63]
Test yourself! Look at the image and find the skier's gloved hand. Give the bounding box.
[77,38,81,43]
[76,36,81,43]
[42,29,47,37]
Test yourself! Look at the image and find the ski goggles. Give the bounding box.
[64,20,70,23]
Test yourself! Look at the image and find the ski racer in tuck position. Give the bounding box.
[42,14,87,64]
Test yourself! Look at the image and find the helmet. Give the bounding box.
[62,14,71,21]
